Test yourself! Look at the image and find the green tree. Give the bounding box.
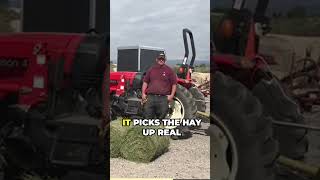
[287,6,307,18]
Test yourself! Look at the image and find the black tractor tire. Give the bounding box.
[72,34,108,95]
[252,78,309,160]
[172,84,197,119]
[209,71,278,180]
[189,86,206,112]
[169,84,197,140]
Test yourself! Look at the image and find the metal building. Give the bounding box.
[21,0,109,33]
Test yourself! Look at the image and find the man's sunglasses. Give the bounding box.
[157,57,166,61]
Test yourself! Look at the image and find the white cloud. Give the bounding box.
[111,0,210,62]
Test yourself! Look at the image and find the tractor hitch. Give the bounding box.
[277,155,320,180]
[197,110,320,132]
[272,120,320,132]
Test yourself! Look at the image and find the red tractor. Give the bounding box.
[209,0,309,179]
[0,33,109,179]
[110,29,206,125]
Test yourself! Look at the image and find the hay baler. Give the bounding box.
[0,32,109,179]
[110,29,206,123]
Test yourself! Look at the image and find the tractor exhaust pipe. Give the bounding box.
[232,0,246,10]
[254,0,269,20]
[182,28,196,67]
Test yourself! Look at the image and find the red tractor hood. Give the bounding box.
[0,32,86,104]
[110,71,138,80]
[0,32,86,71]
[0,32,84,48]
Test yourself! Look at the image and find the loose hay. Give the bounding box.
[120,126,170,163]
[110,119,129,158]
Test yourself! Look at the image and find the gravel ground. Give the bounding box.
[110,97,211,179]
[303,106,320,167]
[276,107,320,180]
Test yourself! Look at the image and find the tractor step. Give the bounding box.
[61,171,106,180]
[125,97,142,115]
[48,115,101,167]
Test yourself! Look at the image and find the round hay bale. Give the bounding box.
[110,119,130,158]
[120,126,170,163]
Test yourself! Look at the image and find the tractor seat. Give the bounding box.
[132,72,144,90]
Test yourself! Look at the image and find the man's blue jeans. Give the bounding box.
[143,95,168,120]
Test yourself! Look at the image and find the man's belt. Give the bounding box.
[147,94,167,96]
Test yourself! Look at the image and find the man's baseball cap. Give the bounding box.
[157,53,166,60]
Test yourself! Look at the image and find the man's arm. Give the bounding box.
[141,81,148,104]
[142,69,151,95]
[170,84,176,97]
[142,82,148,96]
[168,71,177,101]
[142,69,151,103]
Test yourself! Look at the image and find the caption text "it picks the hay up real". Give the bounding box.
[121,118,202,136]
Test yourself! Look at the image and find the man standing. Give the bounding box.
[142,53,176,120]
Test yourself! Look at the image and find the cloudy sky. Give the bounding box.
[111,0,210,62]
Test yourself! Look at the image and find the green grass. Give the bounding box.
[110,118,170,163]
[120,125,170,163]
[271,17,320,36]
[110,119,130,158]
[173,64,209,73]
[194,65,210,73]
[211,13,320,37]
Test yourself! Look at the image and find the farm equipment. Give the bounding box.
[281,48,320,112]
[0,32,109,179]
[110,28,206,124]
[0,0,110,179]
[210,0,310,179]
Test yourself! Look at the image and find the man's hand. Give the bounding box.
[167,94,174,102]
[141,93,148,104]
[142,82,148,105]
